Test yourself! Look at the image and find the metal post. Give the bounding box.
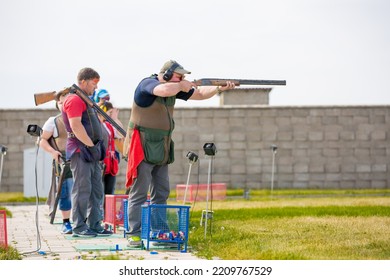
[0,154,4,192]
[270,145,278,194]
[183,151,198,205]
[204,155,213,239]
[201,143,216,239]
[0,145,7,192]
[183,162,193,205]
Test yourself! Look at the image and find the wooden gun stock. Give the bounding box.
[34,87,71,106]
[34,91,56,106]
[193,78,287,87]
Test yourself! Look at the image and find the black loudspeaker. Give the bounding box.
[163,62,180,81]
[27,124,43,137]
[203,143,217,156]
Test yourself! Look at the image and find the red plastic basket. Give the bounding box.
[104,195,128,233]
[176,183,226,202]
[0,210,7,248]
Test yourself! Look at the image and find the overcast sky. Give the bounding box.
[0,0,389,109]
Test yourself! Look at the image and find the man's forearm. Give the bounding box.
[39,138,55,153]
[153,82,184,97]
[191,86,219,100]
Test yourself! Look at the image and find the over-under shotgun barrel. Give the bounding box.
[193,78,286,87]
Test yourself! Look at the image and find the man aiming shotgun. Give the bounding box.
[123,59,238,247]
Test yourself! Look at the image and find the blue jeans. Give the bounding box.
[59,177,73,211]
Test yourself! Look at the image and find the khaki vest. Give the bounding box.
[123,96,175,164]
[52,114,72,179]
[49,114,67,153]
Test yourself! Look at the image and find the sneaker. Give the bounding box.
[92,228,113,236]
[61,222,73,234]
[72,228,97,238]
[127,236,142,247]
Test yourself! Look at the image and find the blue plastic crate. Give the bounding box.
[141,204,190,252]
[123,199,128,238]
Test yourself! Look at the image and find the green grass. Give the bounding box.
[0,246,22,260]
[190,215,390,260]
[186,194,390,260]
[171,187,390,200]
[0,192,45,204]
[212,205,390,218]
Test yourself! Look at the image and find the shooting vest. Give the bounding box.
[48,114,72,179]
[51,114,67,153]
[124,96,175,165]
[62,94,104,160]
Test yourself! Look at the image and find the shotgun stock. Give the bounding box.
[192,78,286,87]
[34,88,71,106]
[34,91,56,106]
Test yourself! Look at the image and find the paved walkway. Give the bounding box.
[4,204,200,260]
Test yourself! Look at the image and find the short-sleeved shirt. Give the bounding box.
[63,94,87,119]
[62,94,88,156]
[42,115,72,178]
[42,116,58,137]
[134,75,194,107]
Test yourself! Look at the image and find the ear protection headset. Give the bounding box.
[163,62,180,81]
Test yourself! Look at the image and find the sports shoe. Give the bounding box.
[127,236,142,247]
[61,222,73,234]
[92,228,113,236]
[72,228,97,238]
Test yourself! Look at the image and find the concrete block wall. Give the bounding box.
[171,106,390,190]
[219,88,271,106]
[0,105,389,194]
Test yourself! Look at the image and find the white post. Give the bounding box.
[182,162,193,205]
[204,156,213,239]
[0,153,4,191]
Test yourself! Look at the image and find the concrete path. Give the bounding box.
[4,204,200,260]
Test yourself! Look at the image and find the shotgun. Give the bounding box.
[192,78,286,87]
[70,84,126,137]
[49,160,67,224]
[34,88,71,106]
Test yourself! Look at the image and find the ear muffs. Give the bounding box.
[163,62,180,81]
